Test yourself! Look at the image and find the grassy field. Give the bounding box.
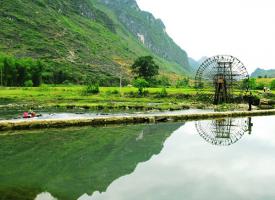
[256,78,275,85]
[0,86,214,111]
[0,86,274,112]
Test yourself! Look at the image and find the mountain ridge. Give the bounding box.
[0,0,191,85]
[251,68,275,78]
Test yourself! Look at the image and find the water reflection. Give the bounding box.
[78,116,275,200]
[0,123,182,200]
[195,117,253,146]
[2,116,275,200]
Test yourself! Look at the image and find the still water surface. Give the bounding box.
[0,116,274,200]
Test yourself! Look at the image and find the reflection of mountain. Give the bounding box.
[195,118,252,146]
[0,123,182,200]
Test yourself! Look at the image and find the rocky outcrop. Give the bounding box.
[98,0,191,73]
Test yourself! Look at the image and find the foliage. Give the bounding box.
[176,77,190,88]
[84,84,100,95]
[132,78,149,95]
[156,87,168,98]
[0,0,191,86]
[158,75,170,87]
[24,80,33,87]
[131,56,159,82]
[242,78,256,90]
[270,80,275,90]
[255,82,265,90]
[0,54,43,87]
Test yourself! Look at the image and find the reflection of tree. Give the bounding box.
[195,118,253,146]
[0,123,182,200]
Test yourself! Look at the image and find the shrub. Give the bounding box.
[176,78,189,88]
[255,82,265,90]
[62,80,72,85]
[24,80,33,87]
[270,80,275,90]
[158,76,170,87]
[156,87,168,98]
[84,84,100,95]
[132,78,149,95]
[105,89,119,95]
[111,89,119,94]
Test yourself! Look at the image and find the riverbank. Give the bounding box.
[2,86,274,112]
[1,109,275,131]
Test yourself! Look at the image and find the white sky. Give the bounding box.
[136,0,275,73]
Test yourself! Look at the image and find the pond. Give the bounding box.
[0,116,274,200]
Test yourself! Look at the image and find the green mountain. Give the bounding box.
[251,68,275,78]
[0,0,191,85]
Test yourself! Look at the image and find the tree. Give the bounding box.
[15,62,27,86]
[131,56,159,82]
[176,77,189,88]
[32,60,43,86]
[270,80,275,90]
[158,75,170,87]
[242,78,256,90]
[3,57,16,86]
[133,78,149,95]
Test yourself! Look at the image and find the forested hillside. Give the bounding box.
[0,0,191,86]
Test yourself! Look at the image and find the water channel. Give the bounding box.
[0,115,274,200]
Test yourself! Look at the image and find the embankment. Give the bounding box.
[1,109,275,131]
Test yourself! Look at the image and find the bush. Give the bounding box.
[270,80,275,90]
[84,84,100,95]
[62,80,72,85]
[105,89,119,95]
[132,78,149,95]
[24,80,33,87]
[156,87,168,98]
[176,78,189,88]
[158,76,170,87]
[255,82,265,90]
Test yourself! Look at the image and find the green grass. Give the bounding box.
[2,85,274,112]
[256,78,275,86]
[0,86,211,112]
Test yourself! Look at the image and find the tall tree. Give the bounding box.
[32,60,43,86]
[15,62,27,86]
[131,56,159,81]
[3,57,16,86]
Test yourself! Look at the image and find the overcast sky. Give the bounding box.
[136,0,275,73]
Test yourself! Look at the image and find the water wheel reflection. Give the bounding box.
[195,118,253,146]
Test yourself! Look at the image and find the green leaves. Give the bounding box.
[270,80,275,90]
[132,78,149,95]
[0,54,43,87]
[131,56,159,82]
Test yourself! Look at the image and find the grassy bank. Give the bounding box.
[0,86,208,110]
[0,86,274,112]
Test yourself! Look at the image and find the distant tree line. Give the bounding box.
[0,53,132,87]
[0,54,83,87]
[242,78,275,90]
[0,53,195,88]
[0,54,43,87]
